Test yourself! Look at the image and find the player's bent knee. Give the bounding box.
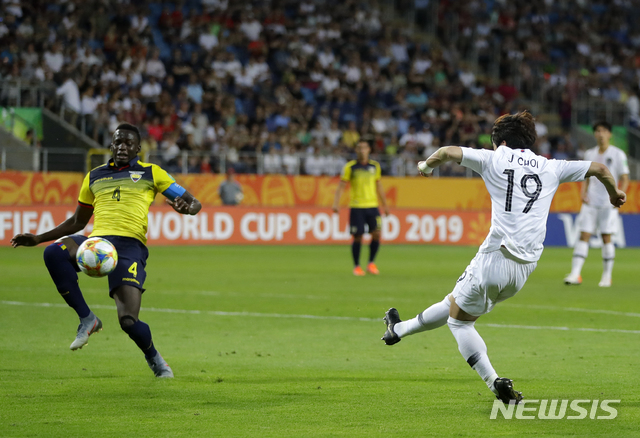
[43,243,66,264]
[119,315,137,330]
[44,237,79,264]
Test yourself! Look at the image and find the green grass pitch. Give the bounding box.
[1,244,639,437]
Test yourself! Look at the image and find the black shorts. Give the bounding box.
[349,207,381,235]
[70,235,149,296]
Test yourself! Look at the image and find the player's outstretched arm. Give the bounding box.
[165,191,202,215]
[10,204,93,248]
[376,180,389,216]
[417,146,463,176]
[332,180,347,213]
[586,162,626,208]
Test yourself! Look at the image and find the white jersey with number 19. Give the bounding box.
[461,146,591,262]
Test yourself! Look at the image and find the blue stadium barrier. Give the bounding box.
[544,213,640,248]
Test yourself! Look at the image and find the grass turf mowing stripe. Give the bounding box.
[3,299,640,335]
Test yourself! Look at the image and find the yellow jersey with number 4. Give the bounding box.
[77,156,185,244]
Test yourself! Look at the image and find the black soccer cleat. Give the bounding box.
[381,308,402,345]
[493,377,523,404]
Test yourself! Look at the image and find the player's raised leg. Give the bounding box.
[112,285,173,378]
[43,235,102,350]
[565,232,590,285]
[381,295,451,345]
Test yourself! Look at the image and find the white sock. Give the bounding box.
[602,242,615,280]
[570,240,589,277]
[448,317,499,393]
[393,296,451,338]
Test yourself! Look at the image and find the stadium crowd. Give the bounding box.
[0,0,638,175]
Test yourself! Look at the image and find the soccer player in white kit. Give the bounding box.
[380,112,626,404]
[564,121,629,287]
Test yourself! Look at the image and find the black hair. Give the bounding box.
[491,111,537,150]
[115,123,141,143]
[592,121,612,133]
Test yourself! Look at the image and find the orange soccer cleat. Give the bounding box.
[353,266,366,276]
[367,262,379,275]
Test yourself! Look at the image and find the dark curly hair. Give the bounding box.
[491,111,537,150]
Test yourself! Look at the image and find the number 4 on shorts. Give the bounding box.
[128,262,138,277]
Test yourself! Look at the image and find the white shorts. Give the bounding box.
[577,204,619,235]
[452,249,537,317]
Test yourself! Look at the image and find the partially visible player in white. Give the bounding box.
[564,121,629,287]
[381,112,626,404]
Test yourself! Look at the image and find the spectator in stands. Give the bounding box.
[304,147,324,176]
[187,156,201,174]
[263,146,283,174]
[282,143,299,175]
[161,131,181,171]
[399,125,419,150]
[139,128,158,161]
[43,42,64,73]
[262,132,281,153]
[325,120,342,146]
[342,121,360,149]
[80,85,97,134]
[140,76,162,103]
[416,124,435,157]
[186,74,203,104]
[552,141,570,161]
[145,49,166,79]
[219,168,243,206]
[56,72,80,126]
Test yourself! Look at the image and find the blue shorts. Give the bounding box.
[349,208,381,235]
[70,235,149,296]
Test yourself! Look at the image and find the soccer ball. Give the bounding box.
[76,237,118,278]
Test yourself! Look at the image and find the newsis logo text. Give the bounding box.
[490,399,620,420]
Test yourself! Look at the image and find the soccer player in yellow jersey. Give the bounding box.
[11,123,202,378]
[333,141,389,276]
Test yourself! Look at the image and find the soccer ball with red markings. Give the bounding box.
[76,237,118,278]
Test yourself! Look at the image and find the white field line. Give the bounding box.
[2,300,640,335]
[6,287,640,315]
[0,287,417,303]
[502,303,640,318]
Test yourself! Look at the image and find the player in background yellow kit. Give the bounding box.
[333,141,389,276]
